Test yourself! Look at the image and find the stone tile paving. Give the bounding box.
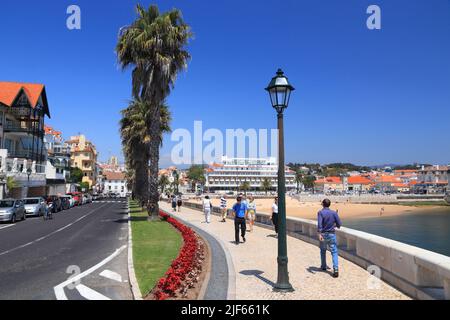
[160,202,410,300]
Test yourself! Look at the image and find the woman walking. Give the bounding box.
[177,196,183,212]
[247,196,256,232]
[272,197,279,236]
[203,196,212,224]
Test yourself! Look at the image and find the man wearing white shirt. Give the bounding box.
[272,197,279,235]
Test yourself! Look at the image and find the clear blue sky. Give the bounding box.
[1,0,449,166]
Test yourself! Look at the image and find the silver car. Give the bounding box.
[0,199,26,223]
[23,197,47,217]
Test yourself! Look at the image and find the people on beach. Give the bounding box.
[317,198,342,278]
[247,196,256,232]
[177,196,183,212]
[272,197,279,236]
[220,194,227,222]
[232,196,248,245]
[203,195,212,223]
[171,195,177,212]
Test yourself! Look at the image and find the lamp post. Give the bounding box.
[27,168,32,198]
[265,68,295,292]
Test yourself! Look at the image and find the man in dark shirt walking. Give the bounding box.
[317,199,342,278]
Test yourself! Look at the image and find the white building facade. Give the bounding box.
[205,156,296,193]
[103,172,128,197]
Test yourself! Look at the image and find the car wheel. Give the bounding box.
[11,214,16,224]
[22,213,26,221]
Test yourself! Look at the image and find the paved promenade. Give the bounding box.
[159,202,410,300]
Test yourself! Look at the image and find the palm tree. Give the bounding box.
[295,170,303,194]
[159,174,170,195]
[187,165,206,193]
[261,178,272,196]
[116,4,193,218]
[240,181,251,196]
[172,171,180,194]
[120,98,171,206]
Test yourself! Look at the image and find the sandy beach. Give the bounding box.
[190,197,440,220]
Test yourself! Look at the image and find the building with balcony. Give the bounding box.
[67,135,98,188]
[0,82,50,199]
[416,165,449,194]
[205,156,296,193]
[44,125,71,195]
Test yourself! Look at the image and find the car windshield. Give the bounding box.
[24,199,39,204]
[0,201,14,208]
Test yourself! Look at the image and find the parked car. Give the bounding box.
[23,197,47,217]
[68,192,82,206]
[60,196,71,210]
[81,194,88,205]
[0,199,26,223]
[46,196,62,213]
[85,194,93,203]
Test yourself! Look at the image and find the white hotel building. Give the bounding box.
[205,156,296,193]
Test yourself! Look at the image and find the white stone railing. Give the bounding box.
[182,201,450,300]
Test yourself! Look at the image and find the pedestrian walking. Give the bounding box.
[220,194,227,222]
[272,197,279,236]
[171,195,177,212]
[247,196,256,232]
[203,195,212,223]
[317,198,342,278]
[232,196,248,245]
[177,196,183,212]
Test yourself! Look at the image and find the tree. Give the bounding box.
[6,177,19,198]
[187,165,206,192]
[116,4,192,219]
[159,174,170,195]
[69,167,83,183]
[302,175,317,193]
[239,181,251,196]
[294,170,303,193]
[120,98,171,205]
[172,171,180,194]
[79,182,90,192]
[261,178,272,196]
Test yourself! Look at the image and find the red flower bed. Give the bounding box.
[153,211,204,300]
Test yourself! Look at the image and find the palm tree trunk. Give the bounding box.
[134,152,149,205]
[147,107,161,220]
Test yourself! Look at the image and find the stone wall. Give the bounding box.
[182,201,450,300]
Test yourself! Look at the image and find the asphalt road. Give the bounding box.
[0,200,133,300]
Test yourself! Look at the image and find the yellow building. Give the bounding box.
[67,135,98,188]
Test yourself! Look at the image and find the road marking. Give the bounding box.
[54,245,127,300]
[75,284,111,300]
[0,203,110,257]
[99,270,123,282]
[0,225,14,230]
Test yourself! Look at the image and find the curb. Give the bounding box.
[127,200,143,300]
[160,206,236,300]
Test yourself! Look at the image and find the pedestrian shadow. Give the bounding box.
[306,266,333,277]
[266,234,277,238]
[240,270,276,287]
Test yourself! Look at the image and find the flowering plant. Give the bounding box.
[152,211,205,300]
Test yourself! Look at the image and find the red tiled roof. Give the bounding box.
[105,172,125,181]
[315,177,342,184]
[347,176,372,185]
[0,81,50,117]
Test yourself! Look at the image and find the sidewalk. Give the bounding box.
[160,202,410,300]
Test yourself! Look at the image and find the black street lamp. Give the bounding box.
[265,68,295,292]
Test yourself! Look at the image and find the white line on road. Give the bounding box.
[0,203,110,257]
[54,245,127,300]
[99,270,123,283]
[0,225,14,230]
[75,284,111,300]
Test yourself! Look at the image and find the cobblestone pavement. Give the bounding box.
[160,202,410,300]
